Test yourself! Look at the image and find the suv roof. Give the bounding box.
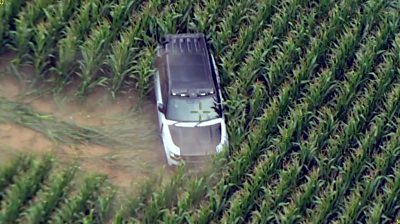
[161,33,216,97]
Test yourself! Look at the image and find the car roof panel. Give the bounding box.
[162,34,216,95]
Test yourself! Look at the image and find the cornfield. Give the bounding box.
[0,155,114,224]
[1,0,400,223]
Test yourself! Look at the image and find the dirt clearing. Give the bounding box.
[0,54,171,190]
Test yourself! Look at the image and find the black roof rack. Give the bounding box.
[161,33,216,96]
[163,33,208,55]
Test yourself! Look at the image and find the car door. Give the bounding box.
[155,47,168,131]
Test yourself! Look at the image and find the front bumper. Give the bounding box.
[166,151,214,166]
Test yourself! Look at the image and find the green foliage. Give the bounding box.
[0,155,53,223]
[1,0,400,223]
[50,174,107,223]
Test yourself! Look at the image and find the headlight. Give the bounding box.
[169,152,181,161]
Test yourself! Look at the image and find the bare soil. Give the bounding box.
[0,53,171,190]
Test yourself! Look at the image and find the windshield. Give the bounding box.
[166,95,220,122]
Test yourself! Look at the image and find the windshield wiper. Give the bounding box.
[194,121,203,127]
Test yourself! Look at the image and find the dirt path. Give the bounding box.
[0,54,171,190]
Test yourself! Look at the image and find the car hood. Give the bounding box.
[168,123,221,156]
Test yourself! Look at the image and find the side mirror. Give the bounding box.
[157,103,165,113]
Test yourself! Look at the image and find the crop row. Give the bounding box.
[0,155,114,224]
[2,0,400,223]
[190,0,371,222]
[118,1,399,223]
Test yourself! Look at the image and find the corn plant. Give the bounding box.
[273,0,392,191]
[334,11,399,120]
[250,109,336,223]
[0,0,25,51]
[91,184,116,223]
[129,46,155,101]
[0,155,53,224]
[29,22,52,78]
[382,164,400,220]
[334,119,399,224]
[141,166,186,223]
[74,183,115,224]
[53,0,110,92]
[28,1,80,73]
[226,0,330,145]
[189,0,375,222]
[104,0,170,97]
[299,31,400,222]
[50,174,107,224]
[321,13,398,174]
[307,111,394,223]
[365,195,386,224]
[1,0,400,223]
[220,0,305,86]
[81,209,95,224]
[224,0,343,150]
[109,0,141,36]
[188,0,231,33]
[211,0,256,54]
[221,0,305,148]
[126,175,161,220]
[28,0,84,77]
[161,175,212,223]
[370,119,400,222]
[76,0,141,96]
[221,0,282,70]
[173,0,197,32]
[155,0,196,38]
[373,89,400,175]
[11,0,56,62]
[76,19,112,96]
[276,168,322,223]
[250,159,302,224]
[155,3,183,37]
[229,0,334,90]
[112,209,125,224]
[0,155,32,193]
[365,85,400,223]
[22,166,77,224]
[107,30,138,98]
[220,102,304,223]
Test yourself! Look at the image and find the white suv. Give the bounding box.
[153,33,228,166]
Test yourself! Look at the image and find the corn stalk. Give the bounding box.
[11,0,56,62]
[225,0,333,147]
[22,166,77,224]
[28,0,83,79]
[301,23,400,222]
[192,0,365,222]
[53,0,111,93]
[0,156,53,224]
[189,0,231,33]
[80,183,115,224]
[76,0,140,96]
[0,155,32,193]
[50,174,107,224]
[0,0,25,52]
[104,0,170,97]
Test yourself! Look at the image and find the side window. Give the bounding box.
[161,64,168,104]
[158,55,168,104]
